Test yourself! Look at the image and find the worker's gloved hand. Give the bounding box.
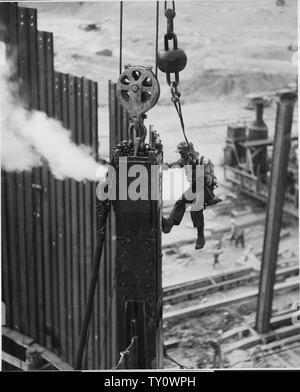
[205,174,214,186]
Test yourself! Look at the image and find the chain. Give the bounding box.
[163,3,179,90]
[162,2,193,160]
[164,1,175,12]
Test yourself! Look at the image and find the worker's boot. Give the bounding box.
[195,226,206,249]
[162,217,176,234]
[205,196,222,207]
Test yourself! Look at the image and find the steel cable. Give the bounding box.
[119,1,123,75]
[155,1,159,78]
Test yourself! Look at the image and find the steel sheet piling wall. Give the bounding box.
[107,80,129,368]
[1,3,106,369]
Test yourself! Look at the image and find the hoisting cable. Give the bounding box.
[171,88,190,149]
[119,1,123,75]
[74,198,110,370]
[155,1,159,78]
[83,321,92,368]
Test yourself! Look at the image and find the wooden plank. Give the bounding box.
[164,279,299,322]
[2,326,35,349]
[61,72,72,363]
[54,72,67,360]
[1,352,27,371]
[68,74,79,364]
[164,266,298,305]
[261,334,300,352]
[40,350,73,370]
[2,327,72,370]
[224,325,300,354]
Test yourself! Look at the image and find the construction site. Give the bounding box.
[0,0,299,371]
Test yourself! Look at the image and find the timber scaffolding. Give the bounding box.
[1,3,128,370]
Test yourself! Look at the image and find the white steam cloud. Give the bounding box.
[0,62,107,182]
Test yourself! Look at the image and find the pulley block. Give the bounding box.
[116,65,160,119]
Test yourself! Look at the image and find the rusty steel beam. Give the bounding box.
[256,91,297,334]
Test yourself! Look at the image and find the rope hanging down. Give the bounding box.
[112,337,138,370]
[74,198,111,370]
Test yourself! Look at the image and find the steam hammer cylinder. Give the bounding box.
[112,147,163,369]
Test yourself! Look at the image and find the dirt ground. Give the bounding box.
[24,1,299,368]
[162,196,299,287]
[26,0,297,106]
[28,1,297,166]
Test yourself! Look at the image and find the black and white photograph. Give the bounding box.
[0,0,299,373]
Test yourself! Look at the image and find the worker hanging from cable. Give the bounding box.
[157,1,221,249]
[162,142,221,249]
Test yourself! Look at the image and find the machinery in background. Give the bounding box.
[223,94,298,218]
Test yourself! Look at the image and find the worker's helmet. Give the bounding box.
[176,141,199,158]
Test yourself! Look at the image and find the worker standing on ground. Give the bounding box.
[162,141,221,250]
[228,218,245,248]
[212,237,223,269]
